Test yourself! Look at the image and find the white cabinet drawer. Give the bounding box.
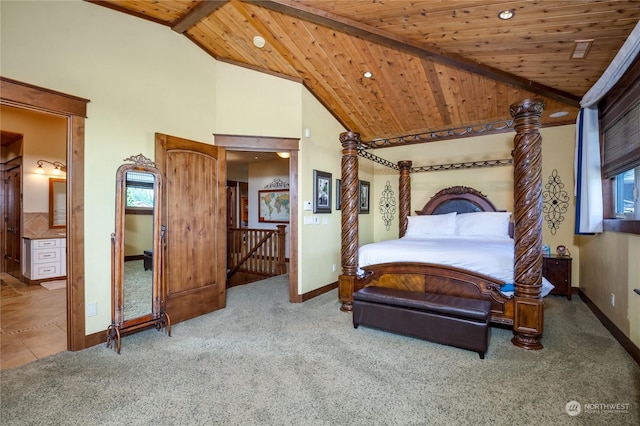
[33,239,59,249]
[33,262,61,279]
[33,247,61,264]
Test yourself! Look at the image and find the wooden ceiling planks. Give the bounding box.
[88,0,634,143]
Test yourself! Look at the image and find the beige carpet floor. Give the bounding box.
[1,274,638,425]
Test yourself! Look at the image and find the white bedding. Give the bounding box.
[357,236,554,297]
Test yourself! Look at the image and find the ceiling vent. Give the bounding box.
[571,39,594,59]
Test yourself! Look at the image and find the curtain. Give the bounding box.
[575,107,603,233]
[574,20,640,234]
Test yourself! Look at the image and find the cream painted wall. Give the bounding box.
[579,233,640,347]
[1,106,66,214]
[216,62,302,139]
[124,214,153,257]
[299,89,346,293]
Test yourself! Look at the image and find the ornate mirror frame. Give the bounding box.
[106,154,170,353]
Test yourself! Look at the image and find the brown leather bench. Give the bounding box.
[352,286,491,359]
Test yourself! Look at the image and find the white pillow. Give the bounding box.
[456,212,512,238]
[404,212,457,238]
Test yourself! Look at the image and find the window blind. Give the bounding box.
[602,100,640,178]
[125,171,155,189]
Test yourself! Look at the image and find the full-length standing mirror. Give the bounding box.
[107,154,170,353]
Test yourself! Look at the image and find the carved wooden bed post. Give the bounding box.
[398,161,412,237]
[339,131,361,312]
[510,98,545,350]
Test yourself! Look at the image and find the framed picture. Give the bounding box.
[336,179,342,210]
[359,180,370,214]
[313,170,332,213]
[258,189,290,223]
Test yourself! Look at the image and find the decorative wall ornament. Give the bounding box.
[379,181,396,231]
[542,169,570,235]
[264,178,289,189]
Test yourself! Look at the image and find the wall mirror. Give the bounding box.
[107,154,170,354]
[49,178,66,228]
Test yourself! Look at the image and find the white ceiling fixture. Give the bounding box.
[253,35,266,48]
[550,111,569,118]
[363,71,373,78]
[498,9,515,20]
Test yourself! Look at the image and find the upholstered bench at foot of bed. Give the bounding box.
[352,286,491,359]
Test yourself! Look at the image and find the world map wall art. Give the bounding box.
[258,189,290,223]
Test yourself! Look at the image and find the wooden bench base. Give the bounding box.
[353,287,491,359]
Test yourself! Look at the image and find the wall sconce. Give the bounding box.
[35,160,67,176]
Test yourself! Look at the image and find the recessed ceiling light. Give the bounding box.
[363,71,373,78]
[498,9,514,20]
[550,111,569,118]
[253,35,266,49]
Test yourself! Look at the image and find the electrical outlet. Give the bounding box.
[332,264,336,272]
[610,293,615,307]
[87,302,97,317]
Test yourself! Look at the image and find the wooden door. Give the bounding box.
[155,133,226,324]
[4,166,21,278]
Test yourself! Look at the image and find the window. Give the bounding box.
[599,54,639,234]
[614,167,639,219]
[125,171,154,213]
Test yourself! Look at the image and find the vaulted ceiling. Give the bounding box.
[89,0,639,146]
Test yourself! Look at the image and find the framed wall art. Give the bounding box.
[359,180,370,214]
[258,189,290,223]
[313,170,332,213]
[336,179,342,210]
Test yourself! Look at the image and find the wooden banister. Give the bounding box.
[227,226,287,279]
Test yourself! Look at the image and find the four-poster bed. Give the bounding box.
[339,99,546,350]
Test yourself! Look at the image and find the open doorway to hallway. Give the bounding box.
[226,150,291,288]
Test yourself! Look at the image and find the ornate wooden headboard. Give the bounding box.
[415,186,500,215]
[415,186,513,237]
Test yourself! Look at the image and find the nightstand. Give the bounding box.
[543,255,572,300]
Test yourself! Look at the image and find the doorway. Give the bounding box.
[214,134,301,303]
[1,77,89,352]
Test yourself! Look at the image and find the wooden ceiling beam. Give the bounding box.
[172,0,229,34]
[252,0,581,107]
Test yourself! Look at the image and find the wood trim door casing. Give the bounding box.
[213,134,301,302]
[1,76,89,351]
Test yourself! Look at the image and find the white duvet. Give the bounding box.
[357,236,554,297]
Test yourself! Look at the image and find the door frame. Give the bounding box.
[213,134,301,303]
[1,77,89,351]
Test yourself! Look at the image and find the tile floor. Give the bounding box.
[1,273,67,370]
